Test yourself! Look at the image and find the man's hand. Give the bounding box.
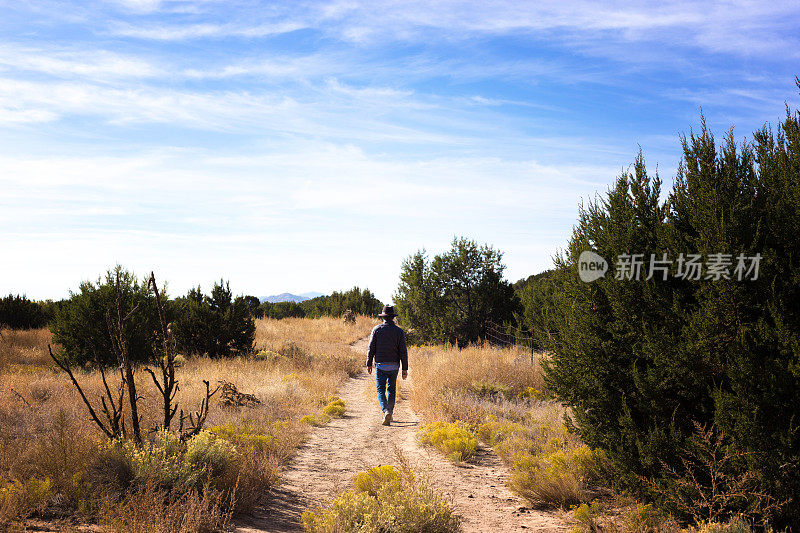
[367,365,372,375]
[402,370,408,380]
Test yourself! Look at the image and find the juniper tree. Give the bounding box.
[395,237,520,346]
[540,98,800,526]
[170,280,255,357]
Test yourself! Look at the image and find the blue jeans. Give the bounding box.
[376,368,398,413]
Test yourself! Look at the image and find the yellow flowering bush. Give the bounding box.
[185,431,239,479]
[302,465,459,533]
[507,445,607,507]
[418,421,478,462]
[689,518,751,533]
[0,476,54,521]
[572,500,603,531]
[254,349,281,362]
[301,414,330,426]
[207,424,275,452]
[352,465,403,497]
[97,429,239,491]
[518,387,545,401]
[322,397,346,418]
[102,430,189,487]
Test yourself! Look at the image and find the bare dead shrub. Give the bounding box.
[653,422,784,525]
[99,480,231,533]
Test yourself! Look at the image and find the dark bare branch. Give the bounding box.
[9,387,31,408]
[111,270,142,443]
[144,367,165,394]
[180,380,220,440]
[147,272,180,431]
[49,344,114,439]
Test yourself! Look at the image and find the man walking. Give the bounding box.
[366,305,408,426]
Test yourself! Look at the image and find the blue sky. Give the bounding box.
[1,0,798,303]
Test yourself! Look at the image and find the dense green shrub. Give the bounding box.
[514,269,560,349]
[52,270,256,362]
[299,287,383,318]
[240,295,263,318]
[539,101,800,526]
[0,294,52,329]
[170,281,255,357]
[395,237,521,346]
[260,300,306,319]
[50,266,161,367]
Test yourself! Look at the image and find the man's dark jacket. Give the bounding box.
[366,321,409,371]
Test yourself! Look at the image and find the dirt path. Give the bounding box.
[234,338,568,533]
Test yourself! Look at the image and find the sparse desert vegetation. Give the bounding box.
[407,342,776,531]
[5,2,799,531]
[409,343,610,510]
[2,91,797,533]
[396,96,800,530]
[0,315,374,531]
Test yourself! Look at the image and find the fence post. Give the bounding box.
[530,334,534,365]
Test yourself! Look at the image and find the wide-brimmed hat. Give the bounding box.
[378,305,397,318]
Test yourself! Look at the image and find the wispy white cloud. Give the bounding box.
[1,0,797,301]
[0,45,160,80]
[0,107,57,124]
[0,73,497,148]
[110,0,163,13]
[4,151,614,249]
[109,20,307,40]
[0,141,617,300]
[311,0,800,59]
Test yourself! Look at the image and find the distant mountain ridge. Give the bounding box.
[260,292,325,303]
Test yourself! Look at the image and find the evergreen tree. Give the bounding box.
[515,269,560,349]
[50,266,160,367]
[0,294,51,329]
[267,301,306,319]
[170,280,255,357]
[299,287,383,318]
[540,101,800,525]
[241,295,263,318]
[395,237,520,346]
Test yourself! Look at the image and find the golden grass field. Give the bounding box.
[1,320,699,532]
[0,317,376,531]
[408,343,683,531]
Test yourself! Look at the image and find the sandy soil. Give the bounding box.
[234,338,568,533]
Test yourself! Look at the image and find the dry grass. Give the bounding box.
[409,343,609,509]
[0,316,374,530]
[99,479,232,533]
[255,315,377,348]
[572,500,681,533]
[409,343,546,426]
[0,327,53,371]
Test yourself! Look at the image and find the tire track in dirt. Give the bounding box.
[234,338,568,533]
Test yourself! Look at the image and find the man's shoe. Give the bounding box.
[382,411,392,426]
